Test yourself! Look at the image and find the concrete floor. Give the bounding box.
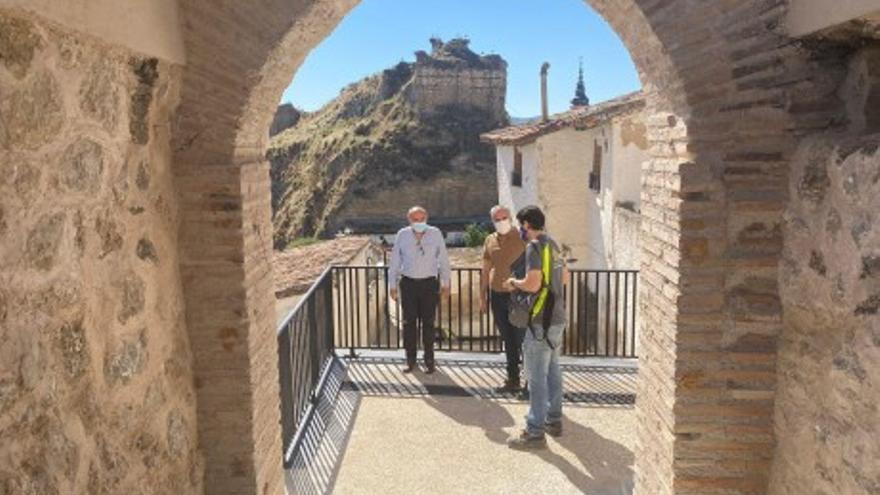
[331,358,636,495]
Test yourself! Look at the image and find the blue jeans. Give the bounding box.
[523,323,564,437]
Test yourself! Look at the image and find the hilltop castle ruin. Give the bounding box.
[407,37,507,125]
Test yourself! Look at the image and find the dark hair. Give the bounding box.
[516,205,545,230]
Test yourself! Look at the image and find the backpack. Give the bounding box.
[508,239,557,347]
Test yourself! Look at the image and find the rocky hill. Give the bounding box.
[268,38,507,248]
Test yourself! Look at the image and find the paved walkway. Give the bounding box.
[329,353,637,494]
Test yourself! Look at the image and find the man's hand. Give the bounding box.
[390,288,398,301]
[504,278,517,291]
[440,286,450,299]
[479,292,489,313]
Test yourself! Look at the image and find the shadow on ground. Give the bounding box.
[414,368,634,494]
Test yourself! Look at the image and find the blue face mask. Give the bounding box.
[412,222,428,233]
[519,227,528,241]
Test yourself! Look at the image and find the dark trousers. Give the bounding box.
[491,291,525,383]
[400,276,439,366]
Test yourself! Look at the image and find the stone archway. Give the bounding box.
[170,1,831,494]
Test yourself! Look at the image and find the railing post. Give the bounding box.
[277,323,293,467]
[308,288,319,403]
[324,271,335,353]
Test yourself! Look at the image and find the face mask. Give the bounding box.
[412,222,428,233]
[493,219,512,235]
[519,227,529,241]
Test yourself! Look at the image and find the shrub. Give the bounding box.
[463,224,490,248]
[287,237,321,249]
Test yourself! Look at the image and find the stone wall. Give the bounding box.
[768,43,880,495]
[0,9,200,494]
[769,136,880,494]
[5,1,875,494]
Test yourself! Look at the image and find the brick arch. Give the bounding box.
[172,1,801,494]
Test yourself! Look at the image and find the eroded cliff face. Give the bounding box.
[268,39,506,247]
[0,10,201,493]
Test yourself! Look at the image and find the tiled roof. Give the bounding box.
[480,91,645,146]
[274,236,371,297]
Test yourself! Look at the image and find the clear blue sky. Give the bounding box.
[281,0,640,118]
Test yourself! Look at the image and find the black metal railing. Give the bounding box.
[277,264,639,466]
[331,266,639,358]
[277,267,335,468]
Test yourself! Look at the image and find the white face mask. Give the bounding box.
[493,219,512,235]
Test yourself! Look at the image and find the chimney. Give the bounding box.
[540,62,550,122]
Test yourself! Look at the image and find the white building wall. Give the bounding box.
[535,126,605,269]
[596,123,616,270]
[492,108,648,271]
[611,117,646,209]
[608,115,647,268]
[587,113,647,270]
[496,143,540,215]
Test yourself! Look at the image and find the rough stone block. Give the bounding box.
[0,14,42,79]
[25,212,65,271]
[0,71,64,150]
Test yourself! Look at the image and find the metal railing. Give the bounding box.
[277,267,335,468]
[331,266,639,358]
[277,264,639,465]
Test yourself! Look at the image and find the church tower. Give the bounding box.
[571,59,590,108]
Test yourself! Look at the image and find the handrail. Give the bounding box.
[337,264,638,273]
[276,266,336,467]
[277,262,641,469]
[330,265,640,358]
[283,354,338,464]
[276,264,335,335]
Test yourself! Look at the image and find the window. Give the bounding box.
[589,140,602,192]
[512,147,523,187]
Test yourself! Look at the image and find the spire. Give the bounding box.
[571,58,590,108]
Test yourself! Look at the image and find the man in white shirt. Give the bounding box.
[388,206,451,373]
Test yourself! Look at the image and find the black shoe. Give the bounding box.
[517,387,530,401]
[507,430,547,450]
[545,422,562,438]
[425,363,436,374]
[494,380,522,394]
[403,363,415,373]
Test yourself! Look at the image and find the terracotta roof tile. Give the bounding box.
[274,236,371,297]
[481,91,644,145]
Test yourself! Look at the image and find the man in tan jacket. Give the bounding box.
[480,205,527,393]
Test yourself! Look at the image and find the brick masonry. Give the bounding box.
[2,1,877,494]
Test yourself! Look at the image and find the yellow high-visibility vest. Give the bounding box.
[530,242,552,319]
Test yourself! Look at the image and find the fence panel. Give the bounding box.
[331,266,638,357]
[277,268,335,466]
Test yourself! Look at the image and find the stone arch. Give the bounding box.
[172,1,821,494]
